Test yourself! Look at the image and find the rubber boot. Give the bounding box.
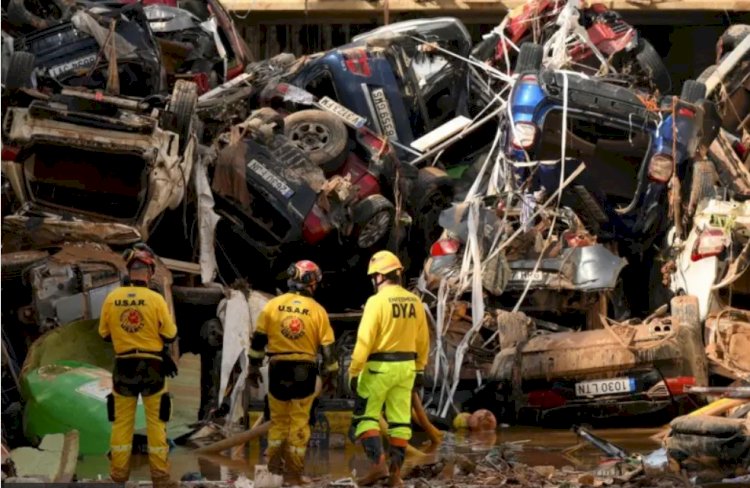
[284,446,311,486]
[387,444,406,487]
[357,433,389,486]
[151,471,179,488]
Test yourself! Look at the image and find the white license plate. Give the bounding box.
[511,270,546,282]
[48,53,97,78]
[575,378,635,397]
[318,97,367,129]
[247,159,294,199]
[370,88,398,141]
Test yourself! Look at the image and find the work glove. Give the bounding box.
[349,375,358,396]
[413,372,425,392]
[161,347,178,378]
[247,363,262,389]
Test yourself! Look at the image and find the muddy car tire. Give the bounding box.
[635,39,671,94]
[173,286,225,306]
[352,194,395,249]
[6,0,71,31]
[164,80,198,152]
[686,159,718,219]
[5,51,36,91]
[515,43,544,73]
[680,80,707,104]
[284,110,349,173]
[1,250,48,281]
[670,295,709,386]
[718,24,750,58]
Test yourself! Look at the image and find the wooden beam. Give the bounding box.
[223,0,750,12]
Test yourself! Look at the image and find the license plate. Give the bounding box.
[247,159,294,199]
[370,88,398,141]
[575,378,635,397]
[318,97,366,129]
[511,270,546,282]
[48,53,97,78]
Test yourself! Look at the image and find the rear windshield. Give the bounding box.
[536,110,651,201]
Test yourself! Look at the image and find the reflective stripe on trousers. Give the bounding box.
[109,384,170,482]
[352,360,416,441]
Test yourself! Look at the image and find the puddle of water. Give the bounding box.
[76,355,662,481]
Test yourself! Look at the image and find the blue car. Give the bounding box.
[506,44,707,253]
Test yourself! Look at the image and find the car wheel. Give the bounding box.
[670,295,709,386]
[635,39,672,94]
[680,80,707,104]
[514,42,544,73]
[685,159,718,220]
[416,167,454,245]
[1,250,48,281]
[164,80,198,152]
[352,194,395,249]
[5,51,36,91]
[172,286,225,306]
[718,24,750,59]
[283,110,349,173]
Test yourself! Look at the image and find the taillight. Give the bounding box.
[646,376,695,398]
[430,238,460,257]
[358,128,386,153]
[1,146,20,162]
[527,390,567,409]
[677,107,695,118]
[344,50,371,77]
[733,141,749,160]
[511,122,537,150]
[274,83,290,95]
[647,153,674,183]
[691,228,727,261]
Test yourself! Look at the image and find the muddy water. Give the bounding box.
[76,355,662,481]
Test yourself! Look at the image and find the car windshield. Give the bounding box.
[536,110,651,201]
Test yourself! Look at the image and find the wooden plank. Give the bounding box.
[224,0,750,11]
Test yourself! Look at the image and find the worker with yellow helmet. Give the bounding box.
[348,250,430,487]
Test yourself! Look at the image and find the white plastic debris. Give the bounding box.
[253,465,283,488]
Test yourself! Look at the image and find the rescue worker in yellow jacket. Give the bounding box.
[99,244,178,488]
[349,251,430,487]
[247,260,338,486]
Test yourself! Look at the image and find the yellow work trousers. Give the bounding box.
[267,392,316,476]
[110,384,170,483]
[353,360,416,441]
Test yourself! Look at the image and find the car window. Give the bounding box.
[305,70,339,103]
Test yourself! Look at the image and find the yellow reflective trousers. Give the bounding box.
[353,360,416,441]
[109,384,170,483]
[267,392,316,475]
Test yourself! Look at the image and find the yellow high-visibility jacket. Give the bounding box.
[349,284,430,378]
[99,285,177,356]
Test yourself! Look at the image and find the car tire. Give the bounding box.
[352,194,395,249]
[635,39,672,94]
[1,250,48,281]
[680,80,707,104]
[283,110,349,173]
[670,295,709,386]
[416,167,454,245]
[172,285,225,306]
[697,64,717,84]
[686,159,718,220]
[718,24,750,58]
[5,51,36,91]
[514,43,544,73]
[165,80,198,152]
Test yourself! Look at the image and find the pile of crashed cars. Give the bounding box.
[1,0,749,464]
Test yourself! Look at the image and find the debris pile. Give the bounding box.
[1,0,749,484]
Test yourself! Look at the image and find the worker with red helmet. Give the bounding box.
[248,260,338,485]
[349,250,430,487]
[98,243,178,488]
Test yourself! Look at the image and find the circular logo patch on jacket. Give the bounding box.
[281,316,305,340]
[120,308,145,333]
